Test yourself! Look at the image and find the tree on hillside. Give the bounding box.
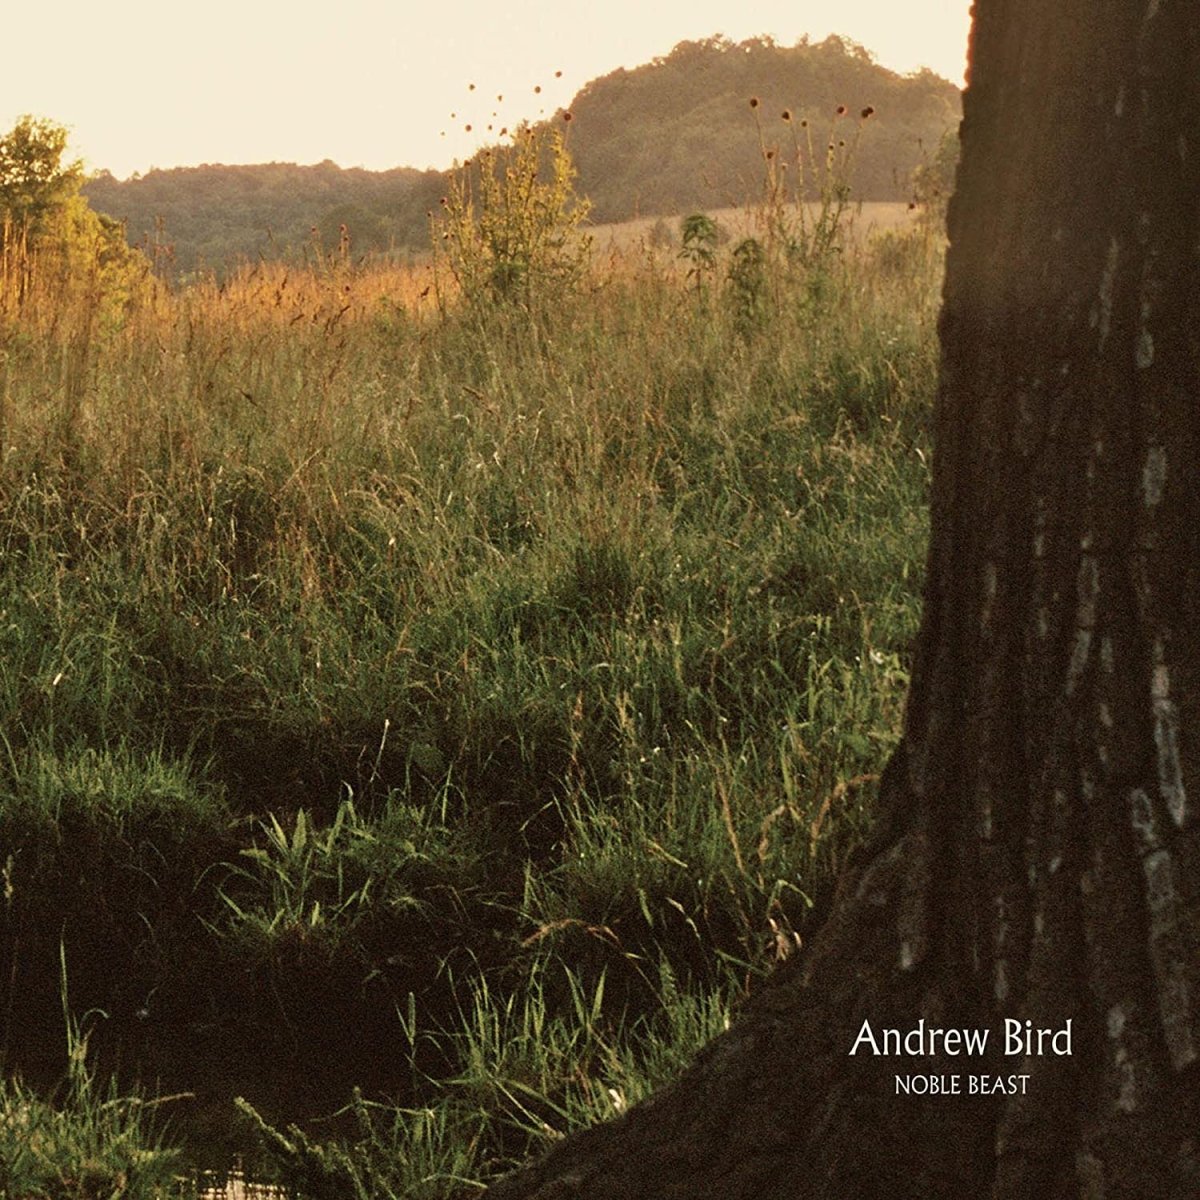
[0,116,147,313]
[485,2,1200,1197]
[0,115,82,248]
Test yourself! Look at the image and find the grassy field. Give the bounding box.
[0,187,942,1196]
[589,200,919,254]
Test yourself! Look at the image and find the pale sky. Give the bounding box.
[2,1,971,180]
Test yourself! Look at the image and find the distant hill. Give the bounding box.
[83,161,445,274]
[83,34,960,273]
[568,34,960,222]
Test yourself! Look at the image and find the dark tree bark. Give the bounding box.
[485,3,1200,1197]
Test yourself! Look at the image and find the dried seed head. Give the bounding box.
[749,96,760,108]
[836,104,847,115]
[781,109,792,121]
[861,105,875,119]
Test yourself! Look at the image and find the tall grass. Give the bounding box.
[0,176,943,1192]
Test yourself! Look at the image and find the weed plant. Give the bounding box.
[434,119,591,316]
[0,132,943,1192]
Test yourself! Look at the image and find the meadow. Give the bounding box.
[0,163,942,1196]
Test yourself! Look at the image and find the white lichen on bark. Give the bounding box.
[1142,444,1166,508]
[1066,554,1099,694]
[1136,328,1155,370]
[1092,238,1120,346]
[1100,636,1115,675]
[1107,1004,1126,1040]
[1115,1041,1139,1113]
[981,560,997,636]
[1128,787,1197,1071]
[1099,982,1139,1114]
[1150,640,1188,827]
[991,890,1011,1003]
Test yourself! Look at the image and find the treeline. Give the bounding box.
[84,160,445,274]
[81,34,960,273]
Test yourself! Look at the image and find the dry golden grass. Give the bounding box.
[183,255,441,330]
[588,201,918,255]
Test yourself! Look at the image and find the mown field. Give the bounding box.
[0,181,943,1196]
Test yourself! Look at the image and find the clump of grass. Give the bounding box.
[211,788,481,967]
[0,1073,186,1200]
[0,953,187,1200]
[236,1091,482,1200]
[239,955,740,1197]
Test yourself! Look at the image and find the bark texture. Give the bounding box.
[486,2,1200,1196]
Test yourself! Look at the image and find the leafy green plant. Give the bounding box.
[678,213,719,300]
[1,115,150,329]
[725,235,768,337]
[236,1091,484,1200]
[0,1074,186,1200]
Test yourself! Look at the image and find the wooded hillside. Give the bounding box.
[82,34,960,272]
[569,34,959,221]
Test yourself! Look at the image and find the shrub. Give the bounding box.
[434,120,591,314]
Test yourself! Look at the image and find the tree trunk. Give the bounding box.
[485,3,1200,1197]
